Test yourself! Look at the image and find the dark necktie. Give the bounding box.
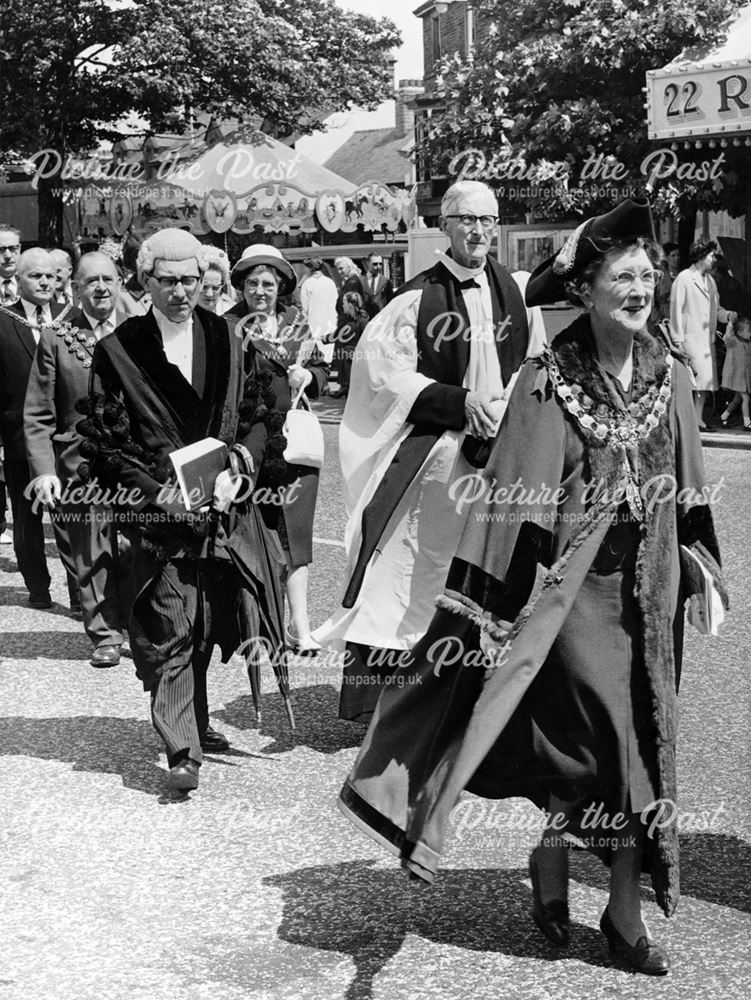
[1,279,12,303]
[35,305,44,328]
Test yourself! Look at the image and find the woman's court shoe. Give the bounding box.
[600,907,670,976]
[529,849,570,947]
[285,626,321,657]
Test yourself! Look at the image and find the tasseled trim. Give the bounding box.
[75,391,170,485]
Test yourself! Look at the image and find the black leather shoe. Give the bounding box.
[28,591,52,609]
[90,644,121,668]
[529,848,570,947]
[167,759,200,792]
[200,725,230,753]
[600,907,670,975]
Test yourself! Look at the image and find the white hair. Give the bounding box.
[440,181,497,218]
[334,256,359,277]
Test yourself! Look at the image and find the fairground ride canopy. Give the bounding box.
[70,126,414,240]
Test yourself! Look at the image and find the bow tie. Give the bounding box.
[459,278,480,289]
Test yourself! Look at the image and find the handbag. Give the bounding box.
[282,390,324,469]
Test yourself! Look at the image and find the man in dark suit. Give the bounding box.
[82,228,280,792]
[363,253,394,313]
[24,252,128,666]
[49,248,75,308]
[0,247,72,607]
[0,224,22,545]
[0,224,21,306]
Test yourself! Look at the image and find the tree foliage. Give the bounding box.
[424,0,746,218]
[0,0,400,240]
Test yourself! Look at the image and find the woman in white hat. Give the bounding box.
[225,244,329,654]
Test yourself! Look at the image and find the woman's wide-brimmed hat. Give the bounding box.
[230,243,297,295]
[525,199,656,307]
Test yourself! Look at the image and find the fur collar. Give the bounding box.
[548,313,668,411]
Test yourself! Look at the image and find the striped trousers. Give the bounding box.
[131,559,220,767]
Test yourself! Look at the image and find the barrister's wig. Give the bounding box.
[137,228,210,284]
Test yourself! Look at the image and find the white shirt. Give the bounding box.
[82,311,117,340]
[21,299,53,345]
[154,308,193,383]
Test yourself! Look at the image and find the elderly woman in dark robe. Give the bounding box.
[225,244,329,654]
[337,200,727,976]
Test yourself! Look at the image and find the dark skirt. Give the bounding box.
[274,463,319,567]
[470,551,659,815]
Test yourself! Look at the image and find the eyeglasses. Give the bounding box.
[151,275,200,292]
[0,244,21,255]
[608,270,660,290]
[444,214,498,230]
[244,279,278,293]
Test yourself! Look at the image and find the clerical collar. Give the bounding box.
[153,307,193,339]
[435,250,487,284]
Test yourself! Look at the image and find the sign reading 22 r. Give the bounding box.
[664,81,701,118]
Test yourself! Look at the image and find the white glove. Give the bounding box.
[212,469,243,513]
[287,364,313,394]
[33,474,62,509]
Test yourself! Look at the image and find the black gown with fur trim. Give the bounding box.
[338,316,727,917]
[76,305,286,689]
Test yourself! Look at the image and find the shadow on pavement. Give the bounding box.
[679,832,751,913]
[264,860,609,1000]
[217,684,365,755]
[0,629,91,659]
[560,831,751,915]
[0,715,165,795]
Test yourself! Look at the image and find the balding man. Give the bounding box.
[316,180,531,721]
[49,248,75,307]
[0,248,73,607]
[24,252,128,665]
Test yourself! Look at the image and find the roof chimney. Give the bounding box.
[396,79,425,138]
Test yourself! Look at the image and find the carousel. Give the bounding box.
[66,126,417,279]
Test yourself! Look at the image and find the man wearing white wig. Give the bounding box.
[78,228,279,791]
[315,181,530,721]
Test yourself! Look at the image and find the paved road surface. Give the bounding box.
[1,430,749,1000]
